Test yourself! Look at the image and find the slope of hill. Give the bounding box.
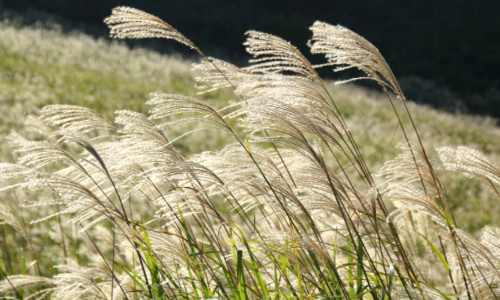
[3,17,500,299]
[1,21,500,235]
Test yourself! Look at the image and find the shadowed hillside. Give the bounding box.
[2,0,500,119]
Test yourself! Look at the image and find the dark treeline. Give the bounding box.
[2,0,500,119]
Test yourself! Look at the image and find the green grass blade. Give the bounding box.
[419,234,450,273]
[237,249,248,300]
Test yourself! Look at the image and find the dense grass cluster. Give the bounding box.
[1,7,500,299]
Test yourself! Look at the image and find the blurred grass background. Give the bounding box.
[1,19,499,238]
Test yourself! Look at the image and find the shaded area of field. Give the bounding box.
[2,0,500,119]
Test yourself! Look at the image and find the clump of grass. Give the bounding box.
[1,6,500,299]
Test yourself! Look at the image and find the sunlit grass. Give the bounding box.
[1,13,500,299]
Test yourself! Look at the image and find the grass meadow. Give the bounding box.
[1,7,500,299]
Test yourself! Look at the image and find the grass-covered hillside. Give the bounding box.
[2,21,499,233]
[2,15,500,298]
[0,20,238,157]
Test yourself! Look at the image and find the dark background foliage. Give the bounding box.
[2,0,499,119]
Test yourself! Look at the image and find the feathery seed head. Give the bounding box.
[104,6,202,55]
[308,21,404,98]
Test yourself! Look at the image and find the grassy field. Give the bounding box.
[2,20,498,233]
[2,15,500,298]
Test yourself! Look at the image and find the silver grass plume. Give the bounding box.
[378,144,443,192]
[104,6,202,55]
[23,115,55,140]
[193,57,252,93]
[244,30,322,84]
[386,183,447,227]
[241,29,349,135]
[147,93,233,134]
[482,226,500,255]
[446,227,500,299]
[6,110,130,226]
[41,105,118,135]
[308,21,404,98]
[0,275,53,296]
[438,146,500,197]
[51,265,114,300]
[230,74,346,137]
[0,202,26,237]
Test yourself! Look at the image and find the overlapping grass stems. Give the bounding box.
[1,6,500,299]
